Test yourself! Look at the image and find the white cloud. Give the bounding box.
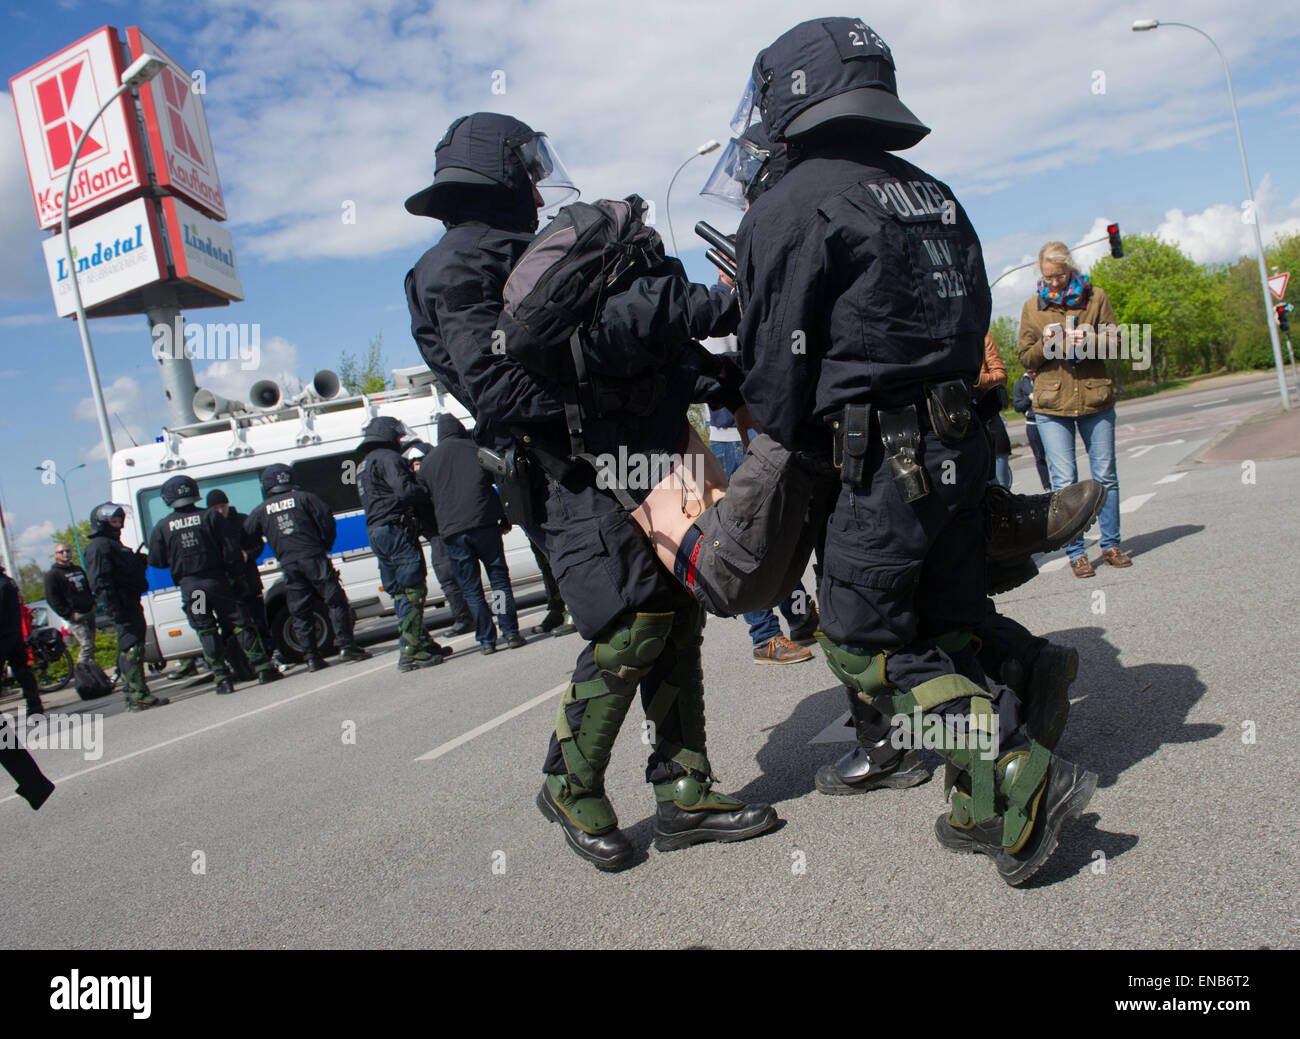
[194,333,304,406]
[75,375,163,458]
[15,520,57,564]
[162,0,1300,265]
[1154,175,1300,265]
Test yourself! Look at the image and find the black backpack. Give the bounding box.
[498,196,667,457]
[73,659,114,701]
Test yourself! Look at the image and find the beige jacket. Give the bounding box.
[1017,284,1118,417]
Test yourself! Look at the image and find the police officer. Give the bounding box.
[406,112,777,870]
[732,19,1096,885]
[243,464,370,671]
[147,475,281,695]
[83,503,169,711]
[206,489,282,669]
[404,441,477,637]
[356,418,449,672]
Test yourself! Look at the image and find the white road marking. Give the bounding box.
[416,682,568,762]
[1040,557,1070,572]
[1155,472,1189,485]
[1127,438,1186,458]
[1192,398,1230,408]
[1120,493,1156,514]
[810,712,856,745]
[0,659,395,806]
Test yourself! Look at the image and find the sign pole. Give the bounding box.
[144,283,198,426]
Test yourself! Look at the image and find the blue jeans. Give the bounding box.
[993,453,1012,490]
[369,522,427,634]
[1035,409,1121,558]
[444,524,519,646]
[710,438,810,646]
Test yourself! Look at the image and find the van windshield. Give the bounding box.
[136,454,363,537]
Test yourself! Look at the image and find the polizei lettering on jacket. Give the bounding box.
[49,969,151,1019]
[865,179,953,223]
[167,514,202,531]
[265,497,296,514]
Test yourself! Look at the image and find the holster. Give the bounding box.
[477,444,539,530]
[828,404,872,487]
[925,379,974,446]
[878,405,930,504]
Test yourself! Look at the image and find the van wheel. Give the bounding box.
[270,603,336,663]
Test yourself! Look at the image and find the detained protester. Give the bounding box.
[423,413,525,656]
[404,441,476,637]
[356,418,450,672]
[244,464,371,671]
[206,489,282,668]
[147,476,281,696]
[1018,242,1129,578]
[406,112,776,870]
[84,504,169,711]
[731,18,1097,883]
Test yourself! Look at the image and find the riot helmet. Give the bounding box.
[700,124,788,210]
[90,502,128,534]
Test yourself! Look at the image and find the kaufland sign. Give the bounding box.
[127,28,226,220]
[9,27,147,230]
[40,197,165,316]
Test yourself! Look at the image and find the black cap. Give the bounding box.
[404,112,538,224]
[260,464,294,495]
[206,489,229,507]
[753,18,929,149]
[161,474,201,508]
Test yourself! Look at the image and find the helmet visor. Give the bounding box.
[515,133,579,209]
[729,77,763,137]
[700,136,770,211]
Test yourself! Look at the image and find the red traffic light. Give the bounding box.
[1277,304,1291,332]
[1107,223,1123,259]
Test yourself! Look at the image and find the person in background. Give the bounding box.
[1017,241,1129,578]
[424,413,526,656]
[703,332,818,665]
[1012,371,1051,491]
[977,333,1012,490]
[44,544,96,665]
[1,562,44,717]
[405,440,476,638]
[206,490,284,670]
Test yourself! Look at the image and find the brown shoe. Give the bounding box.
[753,635,813,665]
[985,481,1107,560]
[1069,555,1095,578]
[1101,547,1133,568]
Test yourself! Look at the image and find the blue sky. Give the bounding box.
[2,0,1299,569]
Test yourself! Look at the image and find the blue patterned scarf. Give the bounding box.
[1039,271,1090,308]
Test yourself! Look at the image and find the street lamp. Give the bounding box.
[34,461,88,568]
[664,139,721,256]
[1133,18,1292,409]
[60,52,167,467]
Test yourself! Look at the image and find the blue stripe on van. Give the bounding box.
[144,511,373,592]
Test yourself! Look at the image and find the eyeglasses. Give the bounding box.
[1041,273,1070,285]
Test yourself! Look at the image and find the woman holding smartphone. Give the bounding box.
[1017,241,1129,577]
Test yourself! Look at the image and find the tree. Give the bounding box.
[338,333,391,395]
[987,314,1024,386]
[1089,235,1225,384]
[16,560,45,605]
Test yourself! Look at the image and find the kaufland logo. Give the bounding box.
[183,223,234,267]
[159,64,209,171]
[33,50,107,175]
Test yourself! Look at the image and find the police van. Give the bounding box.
[109,367,541,665]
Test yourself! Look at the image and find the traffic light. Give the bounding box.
[1277,303,1293,334]
[1107,223,1123,259]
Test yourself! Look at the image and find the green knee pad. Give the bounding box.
[643,603,714,785]
[551,612,674,826]
[235,624,271,670]
[121,643,149,698]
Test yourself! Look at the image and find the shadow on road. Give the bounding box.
[1113,523,1205,560]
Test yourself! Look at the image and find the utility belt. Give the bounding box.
[478,440,553,530]
[826,379,974,504]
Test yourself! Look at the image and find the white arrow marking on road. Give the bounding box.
[1120,493,1156,514]
[1127,439,1185,458]
[416,682,568,762]
[1155,472,1188,484]
[1192,398,1230,408]
[1039,556,1070,572]
[810,711,856,745]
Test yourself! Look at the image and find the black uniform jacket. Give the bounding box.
[357,448,425,532]
[243,488,337,564]
[148,506,232,585]
[84,528,149,620]
[736,141,991,452]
